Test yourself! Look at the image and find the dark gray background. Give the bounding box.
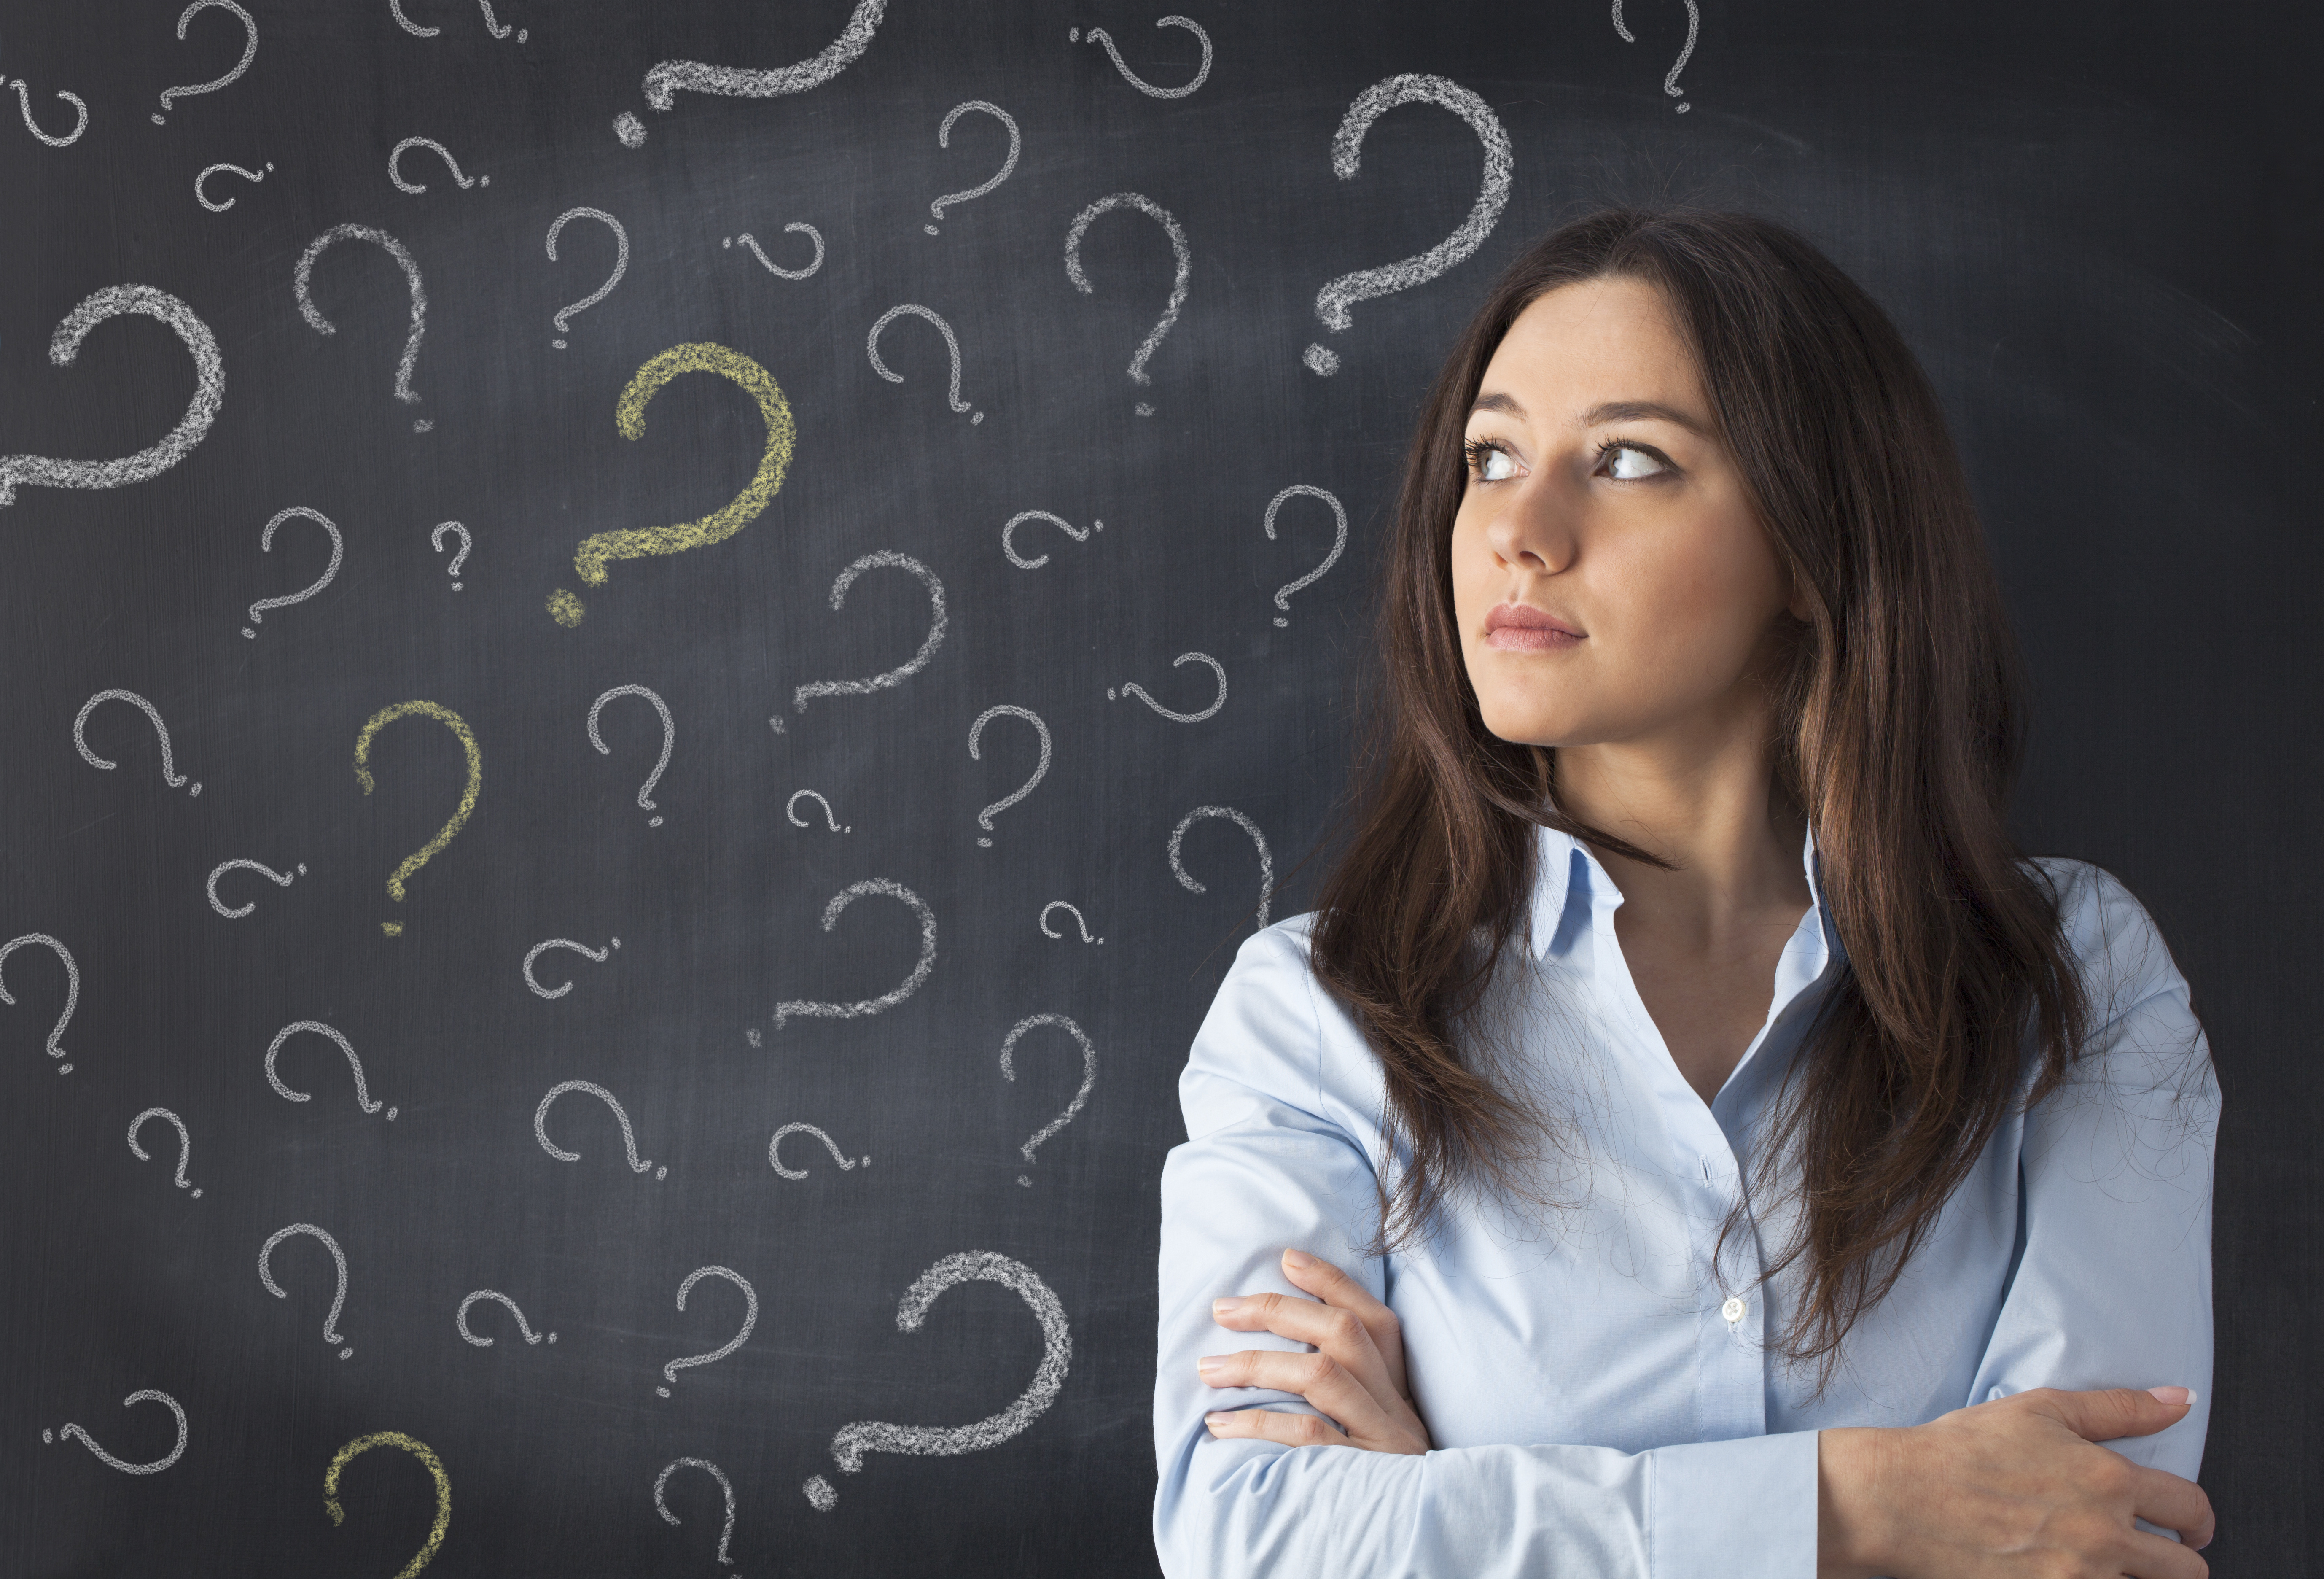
[1,0,2313,1571]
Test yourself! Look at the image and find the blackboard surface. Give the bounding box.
[2,1,2315,1571]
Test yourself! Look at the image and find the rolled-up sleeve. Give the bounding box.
[1152,924,1821,1579]
[1969,864,2219,1483]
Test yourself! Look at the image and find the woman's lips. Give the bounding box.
[1484,603,1584,652]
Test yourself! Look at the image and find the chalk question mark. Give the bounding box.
[1108,652,1226,723]
[0,932,78,1073]
[430,520,470,589]
[866,304,982,423]
[925,101,1019,234]
[1038,901,1102,946]
[769,1121,869,1178]
[1303,75,1512,376]
[1170,804,1275,928]
[1262,485,1346,626]
[457,1289,555,1346]
[967,705,1050,848]
[43,1390,187,1474]
[7,77,86,147]
[390,135,487,192]
[534,1078,665,1178]
[802,1252,1070,1509]
[207,858,305,918]
[265,1019,396,1120]
[771,880,937,1030]
[75,689,199,795]
[614,0,885,148]
[656,1458,740,1569]
[725,223,824,279]
[657,1266,758,1398]
[1,285,224,504]
[772,551,948,731]
[1612,0,1700,111]
[127,1107,202,1196]
[1001,509,1103,569]
[1064,192,1190,416]
[545,207,628,348]
[786,790,850,834]
[588,685,673,826]
[391,0,526,43]
[354,701,481,936]
[194,160,272,211]
[1070,14,1212,98]
[1000,1014,1096,1186]
[522,936,619,999]
[241,506,343,637]
[259,1222,356,1358]
[153,0,256,124]
[547,343,795,627]
[294,224,431,432]
[324,1433,450,1579]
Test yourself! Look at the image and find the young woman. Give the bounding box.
[1151,208,2219,1578]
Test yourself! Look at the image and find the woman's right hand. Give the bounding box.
[1818,1386,2213,1579]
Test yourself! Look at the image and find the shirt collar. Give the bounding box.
[1528,813,1839,972]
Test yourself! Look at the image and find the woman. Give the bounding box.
[1152,208,2218,1578]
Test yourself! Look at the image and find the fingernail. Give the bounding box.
[1212,1296,1246,1317]
[2147,1385,2194,1406]
[1196,1355,1223,1376]
[1281,1248,1316,1268]
[1205,1412,1230,1430]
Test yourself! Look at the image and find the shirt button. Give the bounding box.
[1721,1296,1746,1323]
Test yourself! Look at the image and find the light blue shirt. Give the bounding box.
[1153,821,2216,1577]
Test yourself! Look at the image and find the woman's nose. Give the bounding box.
[1484,482,1577,575]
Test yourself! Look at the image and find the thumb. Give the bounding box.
[2031,1385,2198,1443]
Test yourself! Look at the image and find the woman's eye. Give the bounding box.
[1471,443,1518,482]
[1600,442,1668,481]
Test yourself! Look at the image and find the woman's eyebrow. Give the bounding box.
[1578,399,1711,437]
[1469,391,1525,419]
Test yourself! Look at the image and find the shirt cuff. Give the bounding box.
[1650,1431,1821,1579]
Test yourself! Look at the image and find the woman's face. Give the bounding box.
[1450,276,1799,751]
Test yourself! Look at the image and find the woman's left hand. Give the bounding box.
[1197,1247,1433,1455]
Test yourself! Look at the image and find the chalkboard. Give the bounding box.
[3,1,2315,1571]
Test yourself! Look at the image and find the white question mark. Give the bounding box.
[241,506,344,637]
[126,1107,202,1196]
[657,1266,758,1397]
[545,207,629,348]
[7,78,86,147]
[294,224,430,433]
[457,1289,556,1345]
[1063,191,1190,417]
[1303,74,1512,376]
[390,0,527,43]
[656,1458,739,1567]
[925,100,1019,235]
[1001,509,1103,570]
[967,705,1050,848]
[1069,15,1212,98]
[430,520,471,588]
[389,135,487,192]
[0,932,78,1073]
[0,285,225,504]
[614,0,885,148]
[206,858,306,918]
[534,1078,665,1178]
[772,551,948,731]
[1612,0,1699,111]
[1108,651,1226,723]
[588,684,673,826]
[74,689,200,795]
[770,880,936,1031]
[265,1020,396,1120]
[1170,804,1275,928]
[1038,901,1102,946]
[1262,485,1347,627]
[194,160,272,212]
[785,790,850,834]
[725,223,825,280]
[153,0,256,124]
[866,305,982,423]
[522,936,620,999]
[258,1222,355,1358]
[802,1252,1069,1509]
[1000,1014,1096,1186]
[43,1390,187,1474]
[768,1121,869,1178]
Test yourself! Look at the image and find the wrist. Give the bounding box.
[1817,1426,1906,1579]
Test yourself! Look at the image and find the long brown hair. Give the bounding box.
[1307,205,2089,1380]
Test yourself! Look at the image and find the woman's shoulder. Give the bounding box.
[2020,855,2211,1089]
[1178,909,1387,1144]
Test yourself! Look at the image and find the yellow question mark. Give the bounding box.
[546,342,796,627]
[354,701,481,937]
[325,1431,450,1579]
